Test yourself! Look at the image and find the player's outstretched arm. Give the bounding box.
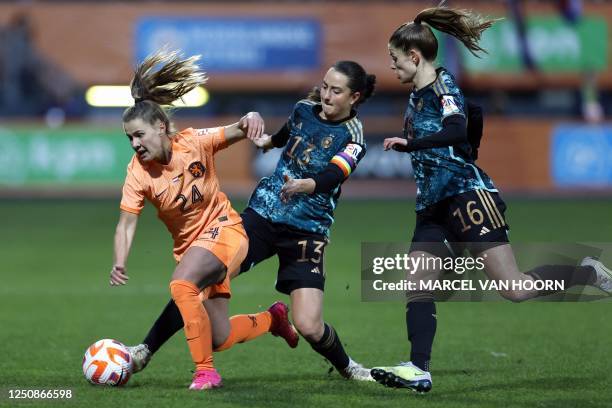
[386,115,467,153]
[110,210,139,286]
[252,122,291,152]
[223,111,265,146]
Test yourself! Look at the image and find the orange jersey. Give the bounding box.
[120,127,242,260]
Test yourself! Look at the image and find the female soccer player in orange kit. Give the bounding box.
[109,50,297,390]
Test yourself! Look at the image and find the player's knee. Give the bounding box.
[170,280,197,302]
[293,317,324,342]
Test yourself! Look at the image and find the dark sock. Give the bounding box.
[308,323,350,371]
[406,301,437,372]
[142,299,184,354]
[525,265,596,296]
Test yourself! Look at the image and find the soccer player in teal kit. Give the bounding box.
[371,4,612,393]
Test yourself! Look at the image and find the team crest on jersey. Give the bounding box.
[321,136,333,149]
[188,161,206,178]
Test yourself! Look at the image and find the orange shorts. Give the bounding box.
[189,222,248,300]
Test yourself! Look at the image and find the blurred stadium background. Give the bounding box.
[1,1,611,407]
[0,0,610,198]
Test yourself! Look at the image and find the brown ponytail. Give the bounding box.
[415,6,499,57]
[122,50,208,131]
[390,5,500,60]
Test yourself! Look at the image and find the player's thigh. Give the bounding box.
[478,243,526,281]
[177,223,248,290]
[407,250,444,282]
[172,246,226,288]
[239,208,278,274]
[198,223,249,299]
[408,214,454,297]
[410,203,461,258]
[275,229,327,295]
[443,190,528,279]
[410,213,455,278]
[445,189,510,254]
[225,224,249,280]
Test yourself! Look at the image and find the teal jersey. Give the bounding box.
[248,100,365,236]
[405,68,496,211]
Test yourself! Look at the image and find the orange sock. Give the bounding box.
[214,311,272,352]
[170,280,214,371]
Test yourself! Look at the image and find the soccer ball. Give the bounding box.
[82,339,133,386]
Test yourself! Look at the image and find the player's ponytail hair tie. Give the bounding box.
[134,97,145,104]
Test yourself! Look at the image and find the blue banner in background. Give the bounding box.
[551,125,612,186]
[135,17,321,72]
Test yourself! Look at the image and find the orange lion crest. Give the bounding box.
[188,161,206,178]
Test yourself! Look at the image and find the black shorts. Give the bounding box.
[239,208,328,295]
[410,189,510,258]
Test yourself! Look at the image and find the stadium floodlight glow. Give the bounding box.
[86,86,133,107]
[172,86,209,107]
[85,86,209,107]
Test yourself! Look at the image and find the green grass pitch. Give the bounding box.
[1,199,611,407]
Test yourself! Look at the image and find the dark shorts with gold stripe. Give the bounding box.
[410,189,509,258]
[238,208,328,295]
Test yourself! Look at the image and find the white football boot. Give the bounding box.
[340,358,375,382]
[581,256,612,293]
[126,343,151,373]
